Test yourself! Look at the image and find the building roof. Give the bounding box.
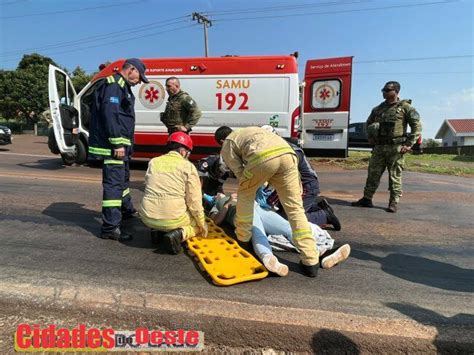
[435,119,474,139]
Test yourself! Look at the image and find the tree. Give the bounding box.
[71,66,94,93]
[424,138,441,148]
[0,53,58,124]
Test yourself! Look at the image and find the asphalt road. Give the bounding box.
[0,135,473,353]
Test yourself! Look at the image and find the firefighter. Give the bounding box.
[260,125,341,231]
[160,77,202,134]
[88,58,149,241]
[215,126,320,277]
[139,132,208,254]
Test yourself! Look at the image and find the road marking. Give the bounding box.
[0,172,100,184]
[0,152,54,158]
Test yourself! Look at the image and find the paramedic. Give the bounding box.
[139,132,208,254]
[160,77,202,134]
[215,126,319,277]
[88,58,149,241]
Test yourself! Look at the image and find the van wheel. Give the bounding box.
[61,152,76,166]
[47,127,60,155]
[74,139,87,165]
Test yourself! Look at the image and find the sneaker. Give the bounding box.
[387,200,397,213]
[321,244,351,269]
[162,229,183,255]
[299,261,319,278]
[100,228,133,241]
[319,199,341,231]
[262,254,289,277]
[351,197,373,208]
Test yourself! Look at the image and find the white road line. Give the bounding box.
[0,152,54,158]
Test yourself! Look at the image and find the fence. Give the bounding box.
[423,146,474,156]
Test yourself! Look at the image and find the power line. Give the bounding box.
[354,71,472,75]
[0,0,146,20]
[211,0,458,22]
[0,24,198,64]
[354,55,474,63]
[0,16,190,57]
[203,0,374,16]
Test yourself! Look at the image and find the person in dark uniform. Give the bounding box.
[88,58,149,241]
[197,154,230,196]
[160,77,201,134]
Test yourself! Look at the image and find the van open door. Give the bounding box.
[48,64,82,164]
[301,57,353,157]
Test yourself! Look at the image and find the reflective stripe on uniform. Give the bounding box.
[106,76,115,84]
[147,213,189,229]
[293,228,313,240]
[89,146,111,156]
[236,214,253,223]
[117,77,126,88]
[243,170,253,179]
[104,159,123,165]
[122,188,130,197]
[247,145,294,166]
[102,199,122,208]
[109,137,131,146]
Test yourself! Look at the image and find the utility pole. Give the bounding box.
[192,12,212,57]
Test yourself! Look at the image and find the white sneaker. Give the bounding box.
[321,244,351,269]
[262,254,289,277]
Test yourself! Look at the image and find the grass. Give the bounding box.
[313,151,474,177]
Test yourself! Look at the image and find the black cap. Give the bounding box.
[124,58,149,83]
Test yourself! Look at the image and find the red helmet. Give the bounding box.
[167,132,193,151]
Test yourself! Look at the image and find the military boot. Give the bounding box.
[387,200,398,213]
[162,229,183,255]
[351,197,373,208]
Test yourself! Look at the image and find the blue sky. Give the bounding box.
[1,0,472,139]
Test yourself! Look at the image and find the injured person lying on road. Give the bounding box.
[204,192,351,277]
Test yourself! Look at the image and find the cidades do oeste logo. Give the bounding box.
[14,324,204,352]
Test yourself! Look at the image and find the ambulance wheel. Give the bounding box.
[74,139,87,165]
[61,152,76,166]
[47,127,60,155]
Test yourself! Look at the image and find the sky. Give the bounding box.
[0,0,473,139]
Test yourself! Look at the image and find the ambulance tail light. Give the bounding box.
[291,107,300,138]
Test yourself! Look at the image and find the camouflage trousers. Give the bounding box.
[363,145,405,203]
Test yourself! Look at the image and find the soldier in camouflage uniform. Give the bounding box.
[352,81,422,213]
[160,77,202,134]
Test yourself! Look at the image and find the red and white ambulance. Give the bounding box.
[48,54,352,165]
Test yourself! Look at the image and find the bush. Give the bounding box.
[0,119,33,133]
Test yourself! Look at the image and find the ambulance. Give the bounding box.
[48,54,352,165]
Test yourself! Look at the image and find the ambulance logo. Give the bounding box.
[314,84,336,106]
[139,81,165,109]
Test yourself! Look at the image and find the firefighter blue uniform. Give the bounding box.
[88,73,136,236]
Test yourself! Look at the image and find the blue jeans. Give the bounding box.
[251,204,334,262]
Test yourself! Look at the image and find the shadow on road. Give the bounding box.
[312,329,360,354]
[18,159,66,171]
[325,197,388,212]
[386,302,474,353]
[42,202,101,236]
[352,250,474,292]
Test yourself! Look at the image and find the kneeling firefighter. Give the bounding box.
[139,132,208,254]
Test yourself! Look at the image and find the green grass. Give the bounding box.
[313,151,474,176]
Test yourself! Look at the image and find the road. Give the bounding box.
[0,135,473,353]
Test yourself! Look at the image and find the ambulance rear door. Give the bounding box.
[301,57,353,157]
[48,64,80,154]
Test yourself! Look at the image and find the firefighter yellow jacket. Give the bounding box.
[221,127,296,179]
[140,151,205,228]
